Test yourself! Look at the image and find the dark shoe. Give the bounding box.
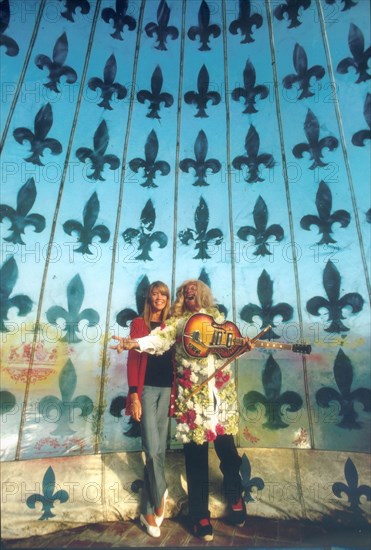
[193,517,214,541]
[229,498,247,527]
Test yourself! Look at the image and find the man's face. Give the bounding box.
[183,283,200,312]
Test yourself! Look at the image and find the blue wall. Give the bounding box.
[1,0,370,462]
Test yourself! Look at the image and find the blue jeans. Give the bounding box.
[140,386,171,515]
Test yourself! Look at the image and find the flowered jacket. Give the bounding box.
[137,309,239,445]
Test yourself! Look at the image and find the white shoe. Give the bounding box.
[140,514,161,538]
[154,489,168,527]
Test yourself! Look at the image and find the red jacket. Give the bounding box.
[125,316,176,417]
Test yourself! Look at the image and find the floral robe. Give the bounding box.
[137,309,239,444]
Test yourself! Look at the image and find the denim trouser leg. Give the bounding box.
[140,386,171,515]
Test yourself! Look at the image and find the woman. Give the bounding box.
[125,281,175,538]
[114,279,252,541]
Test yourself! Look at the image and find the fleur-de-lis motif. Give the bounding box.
[46,274,100,343]
[63,192,110,254]
[232,125,275,183]
[0,178,46,245]
[110,395,141,437]
[0,257,32,332]
[187,0,221,51]
[101,0,136,40]
[35,33,77,93]
[237,196,284,256]
[352,93,371,146]
[0,390,16,416]
[232,60,269,114]
[240,269,293,339]
[116,275,150,327]
[0,0,19,56]
[184,65,221,118]
[13,103,62,165]
[88,54,127,110]
[129,130,170,188]
[178,197,223,260]
[38,359,94,436]
[324,0,358,10]
[316,349,371,430]
[26,467,69,520]
[179,130,221,186]
[306,261,364,333]
[145,0,179,51]
[333,458,371,513]
[198,268,227,316]
[137,65,173,119]
[122,200,168,261]
[76,120,120,181]
[239,453,265,503]
[300,181,350,245]
[337,23,371,83]
[273,0,311,28]
[59,0,91,22]
[293,109,338,169]
[367,209,371,224]
[283,43,325,99]
[229,0,263,44]
[243,354,303,429]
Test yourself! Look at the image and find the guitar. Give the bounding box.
[183,313,311,359]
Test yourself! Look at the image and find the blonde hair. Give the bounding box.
[143,281,170,329]
[171,279,217,317]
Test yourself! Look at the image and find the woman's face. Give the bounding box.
[183,282,200,312]
[149,288,168,312]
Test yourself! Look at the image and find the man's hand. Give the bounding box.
[242,337,254,351]
[110,336,139,353]
[129,393,142,422]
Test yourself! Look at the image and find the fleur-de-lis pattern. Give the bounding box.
[0,257,32,332]
[59,0,91,23]
[46,274,100,343]
[101,0,136,40]
[178,197,223,259]
[0,0,19,56]
[187,0,221,51]
[0,390,16,416]
[76,120,120,180]
[232,60,269,114]
[137,65,173,119]
[35,33,77,93]
[13,103,62,165]
[179,130,221,186]
[316,349,371,429]
[145,0,179,51]
[0,178,46,245]
[337,24,371,83]
[88,54,127,110]
[243,354,303,429]
[283,43,325,99]
[300,181,350,244]
[26,466,69,520]
[239,453,265,503]
[306,261,364,333]
[229,0,263,44]
[332,458,371,513]
[273,0,311,29]
[232,125,275,182]
[240,270,294,339]
[121,200,168,261]
[129,130,170,188]
[38,359,94,436]
[293,109,338,169]
[63,192,110,254]
[237,195,284,255]
[1,0,370,479]
[184,64,221,118]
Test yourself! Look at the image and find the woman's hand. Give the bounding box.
[110,336,139,353]
[129,394,142,422]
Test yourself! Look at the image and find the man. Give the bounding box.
[112,279,253,541]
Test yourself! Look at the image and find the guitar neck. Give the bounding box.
[253,340,295,351]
